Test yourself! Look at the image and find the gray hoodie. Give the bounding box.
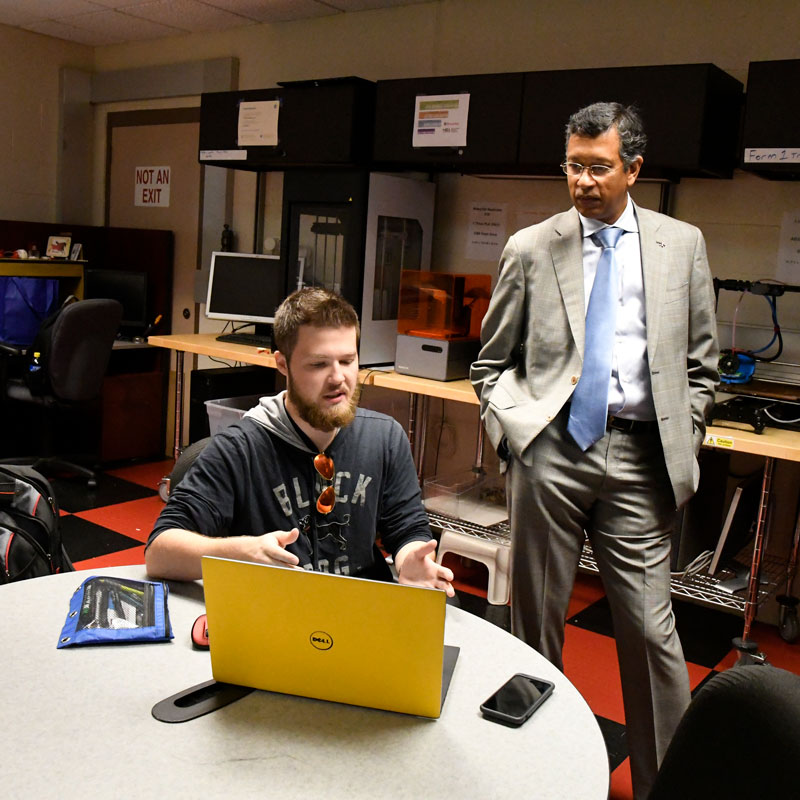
[149,392,432,579]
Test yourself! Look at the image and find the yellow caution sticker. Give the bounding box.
[704,433,735,449]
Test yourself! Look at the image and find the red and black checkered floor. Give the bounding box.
[51,459,800,800]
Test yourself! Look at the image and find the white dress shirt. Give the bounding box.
[578,196,656,421]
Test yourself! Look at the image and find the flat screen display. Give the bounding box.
[205,252,285,327]
[84,269,148,329]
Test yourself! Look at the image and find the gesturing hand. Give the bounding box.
[395,539,455,597]
[242,527,301,568]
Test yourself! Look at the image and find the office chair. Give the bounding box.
[164,436,211,497]
[0,298,123,488]
[648,664,800,799]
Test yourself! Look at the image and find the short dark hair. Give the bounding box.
[565,102,647,167]
[273,287,360,360]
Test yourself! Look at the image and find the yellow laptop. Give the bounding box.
[201,556,459,719]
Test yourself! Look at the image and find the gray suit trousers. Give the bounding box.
[506,408,691,800]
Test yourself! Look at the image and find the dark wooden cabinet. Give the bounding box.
[518,64,743,179]
[372,64,741,179]
[101,358,166,462]
[0,220,173,337]
[200,66,744,180]
[0,219,173,463]
[741,59,800,180]
[199,77,375,171]
[373,72,524,172]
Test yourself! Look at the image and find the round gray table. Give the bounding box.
[1,566,609,798]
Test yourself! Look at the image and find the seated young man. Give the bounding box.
[145,287,454,596]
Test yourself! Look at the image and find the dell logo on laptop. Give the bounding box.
[310,631,333,650]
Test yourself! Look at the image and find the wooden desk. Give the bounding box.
[147,333,478,461]
[0,565,610,799]
[148,333,477,401]
[368,370,477,405]
[148,332,277,369]
[704,423,800,462]
[0,258,86,298]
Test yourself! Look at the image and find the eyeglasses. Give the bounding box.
[560,162,618,179]
[313,452,336,514]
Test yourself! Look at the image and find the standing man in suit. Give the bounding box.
[471,102,719,799]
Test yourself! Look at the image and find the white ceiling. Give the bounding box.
[0,0,431,47]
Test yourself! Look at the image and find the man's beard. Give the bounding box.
[287,381,361,432]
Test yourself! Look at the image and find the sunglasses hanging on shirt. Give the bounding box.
[313,452,336,514]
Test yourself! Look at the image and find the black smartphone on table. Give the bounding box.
[480,673,555,727]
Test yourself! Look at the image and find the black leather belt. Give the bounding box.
[606,415,658,434]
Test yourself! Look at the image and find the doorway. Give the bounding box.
[105,108,202,453]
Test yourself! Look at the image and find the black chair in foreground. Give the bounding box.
[0,298,122,487]
[648,664,800,799]
[163,436,212,498]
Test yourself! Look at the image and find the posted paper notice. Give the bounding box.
[466,203,507,261]
[238,100,279,147]
[413,94,469,148]
[777,209,800,283]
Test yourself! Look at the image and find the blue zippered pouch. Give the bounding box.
[57,575,173,648]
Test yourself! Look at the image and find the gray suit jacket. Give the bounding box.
[470,202,719,509]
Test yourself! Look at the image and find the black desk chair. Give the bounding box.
[165,436,212,497]
[648,664,800,799]
[0,298,122,487]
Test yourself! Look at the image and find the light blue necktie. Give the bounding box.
[567,226,624,451]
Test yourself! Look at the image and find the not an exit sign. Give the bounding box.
[135,166,170,207]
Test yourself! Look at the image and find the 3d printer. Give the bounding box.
[711,277,800,433]
[394,270,491,381]
[715,278,798,384]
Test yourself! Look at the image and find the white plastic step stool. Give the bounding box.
[436,529,511,605]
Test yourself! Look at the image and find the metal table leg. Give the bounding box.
[406,392,417,461]
[473,411,485,473]
[158,349,185,502]
[406,392,430,479]
[415,395,429,483]
[733,456,774,664]
[172,349,185,461]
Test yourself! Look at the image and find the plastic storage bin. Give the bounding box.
[423,470,507,527]
[205,394,265,436]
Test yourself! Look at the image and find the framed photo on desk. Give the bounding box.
[46,235,71,258]
[69,243,82,261]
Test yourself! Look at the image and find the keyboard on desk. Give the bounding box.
[216,332,273,349]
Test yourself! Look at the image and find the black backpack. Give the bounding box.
[0,465,73,583]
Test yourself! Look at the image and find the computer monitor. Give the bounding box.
[84,269,148,333]
[205,252,286,335]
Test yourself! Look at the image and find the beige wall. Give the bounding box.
[0,25,91,222]
[91,0,799,84]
